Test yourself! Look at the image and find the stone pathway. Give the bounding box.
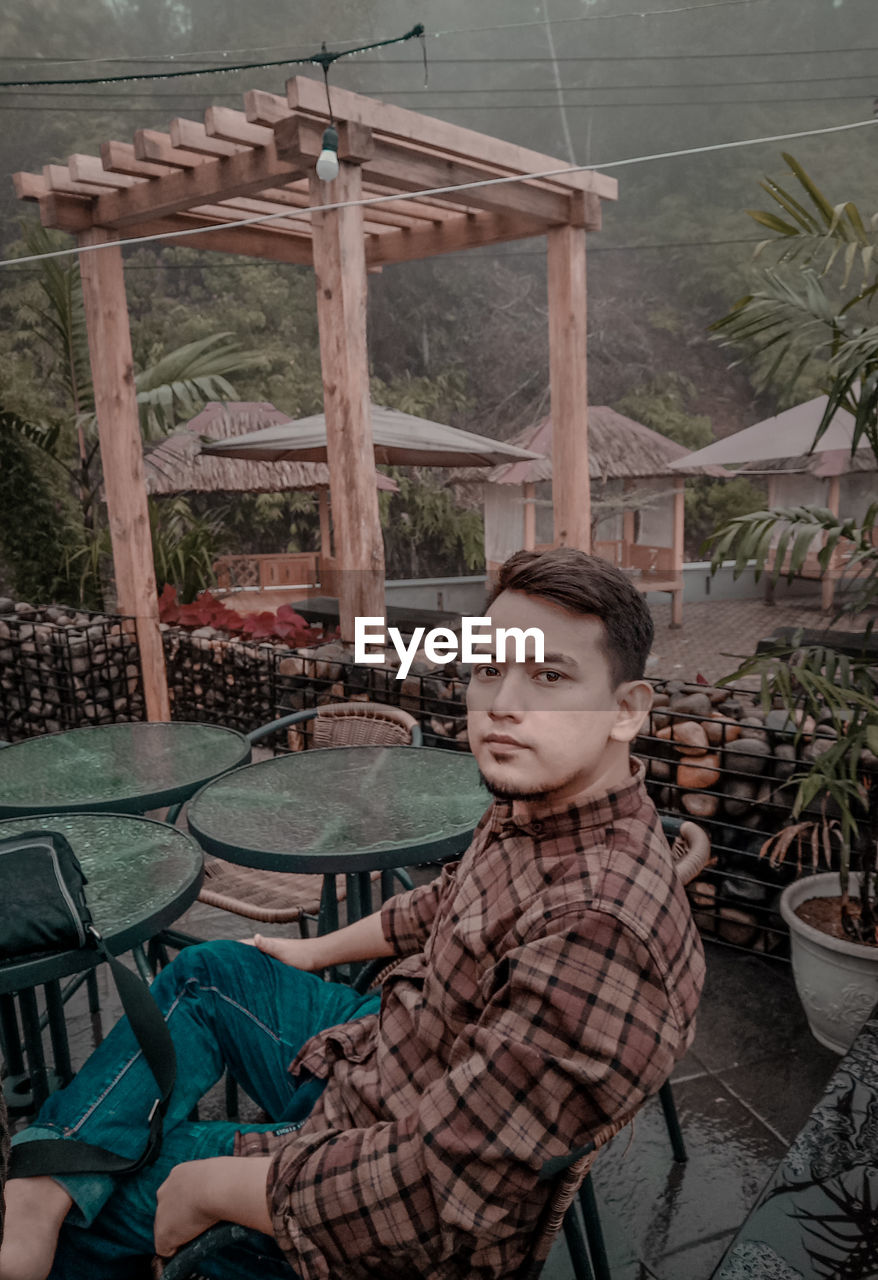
[647,594,875,684]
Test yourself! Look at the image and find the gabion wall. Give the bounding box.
[2,605,853,961]
[0,600,144,742]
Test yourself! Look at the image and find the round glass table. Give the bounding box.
[0,812,204,1111]
[0,721,251,818]
[187,745,488,929]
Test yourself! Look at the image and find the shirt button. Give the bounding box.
[530,819,544,833]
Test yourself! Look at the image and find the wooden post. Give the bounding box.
[547,225,590,551]
[77,228,170,720]
[523,483,536,551]
[310,164,385,641]
[318,488,332,557]
[822,475,841,613]
[671,477,685,628]
[622,481,635,563]
[764,475,777,605]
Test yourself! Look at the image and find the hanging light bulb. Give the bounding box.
[315,125,340,182]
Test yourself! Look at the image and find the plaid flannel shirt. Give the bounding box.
[236,760,705,1278]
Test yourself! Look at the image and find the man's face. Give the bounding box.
[466,589,647,803]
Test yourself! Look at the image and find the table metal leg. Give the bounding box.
[45,980,74,1086]
[18,987,50,1111]
[0,993,32,1113]
[132,945,153,984]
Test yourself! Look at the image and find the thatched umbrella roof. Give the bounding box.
[483,409,727,485]
[201,406,544,469]
[143,402,397,494]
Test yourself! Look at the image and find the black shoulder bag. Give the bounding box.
[0,830,176,1179]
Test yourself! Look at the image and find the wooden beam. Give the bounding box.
[205,105,274,148]
[275,118,569,226]
[43,165,104,197]
[287,74,618,202]
[13,171,47,201]
[102,140,176,179]
[37,190,313,260]
[69,155,141,189]
[245,88,291,127]
[310,163,385,641]
[547,224,590,552]
[366,210,548,266]
[39,192,94,231]
[134,130,211,170]
[77,229,170,721]
[93,135,315,229]
[170,117,245,158]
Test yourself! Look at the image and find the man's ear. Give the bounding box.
[609,680,653,744]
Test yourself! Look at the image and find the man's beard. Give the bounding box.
[477,768,554,802]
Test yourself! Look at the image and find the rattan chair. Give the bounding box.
[196,703,422,934]
[160,816,711,1280]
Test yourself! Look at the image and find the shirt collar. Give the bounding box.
[489,759,647,840]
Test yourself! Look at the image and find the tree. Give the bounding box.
[707,156,878,942]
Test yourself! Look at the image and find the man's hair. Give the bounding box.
[487,547,655,686]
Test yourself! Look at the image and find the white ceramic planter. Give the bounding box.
[780,872,878,1054]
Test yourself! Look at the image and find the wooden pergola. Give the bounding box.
[14,76,617,720]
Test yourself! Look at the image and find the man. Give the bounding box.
[2,547,705,1280]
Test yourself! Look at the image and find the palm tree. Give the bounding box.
[707,156,878,942]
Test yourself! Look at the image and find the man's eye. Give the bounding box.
[536,670,564,683]
[474,664,501,679]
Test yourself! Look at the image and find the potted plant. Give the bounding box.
[706,156,878,1051]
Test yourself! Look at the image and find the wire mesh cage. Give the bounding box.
[0,605,144,743]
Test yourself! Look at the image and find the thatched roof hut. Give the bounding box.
[143,402,396,495]
[476,409,725,627]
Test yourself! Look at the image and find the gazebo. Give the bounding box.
[672,396,877,610]
[479,408,726,627]
[14,76,617,719]
[143,400,397,596]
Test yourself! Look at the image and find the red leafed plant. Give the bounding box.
[158,587,324,647]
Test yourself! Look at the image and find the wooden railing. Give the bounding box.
[213,552,322,592]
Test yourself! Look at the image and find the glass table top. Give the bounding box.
[188,746,489,873]
[0,812,203,988]
[0,721,251,816]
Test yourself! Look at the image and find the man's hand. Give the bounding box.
[243,911,396,972]
[154,1157,273,1257]
[249,934,326,971]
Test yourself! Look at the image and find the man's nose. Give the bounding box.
[487,672,524,719]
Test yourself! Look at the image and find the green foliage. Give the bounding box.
[712,155,878,444]
[0,409,85,604]
[378,469,484,579]
[150,498,228,603]
[615,374,712,451]
[135,333,265,441]
[708,157,878,936]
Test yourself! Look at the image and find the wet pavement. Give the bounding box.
[8,890,843,1280]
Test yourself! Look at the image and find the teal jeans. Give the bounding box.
[12,941,381,1279]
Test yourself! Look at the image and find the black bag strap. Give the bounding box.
[10,930,176,1179]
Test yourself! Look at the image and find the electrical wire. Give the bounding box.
[1,44,873,87]
[1,116,874,273]
[2,73,875,99]
[0,0,782,70]
[0,24,425,89]
[4,94,869,114]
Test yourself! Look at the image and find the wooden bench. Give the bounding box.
[711,1001,878,1279]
